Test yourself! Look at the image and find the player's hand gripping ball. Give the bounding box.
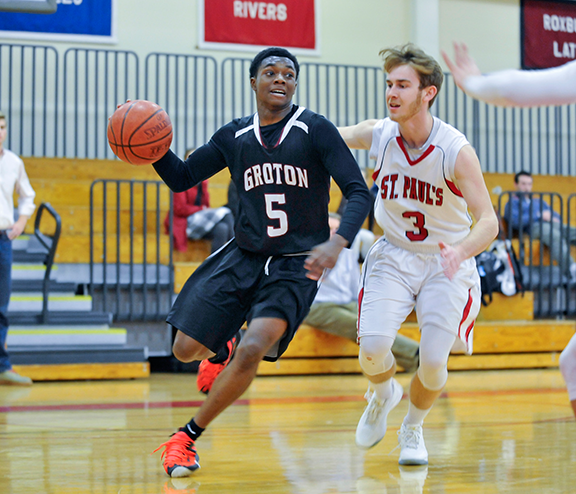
[107,100,173,165]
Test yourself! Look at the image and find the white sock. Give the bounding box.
[403,401,431,426]
[372,379,393,401]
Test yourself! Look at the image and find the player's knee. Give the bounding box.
[172,343,199,363]
[417,356,448,391]
[233,338,268,370]
[172,333,210,363]
[358,335,395,376]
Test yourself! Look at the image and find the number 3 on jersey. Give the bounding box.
[402,211,428,241]
[265,193,288,237]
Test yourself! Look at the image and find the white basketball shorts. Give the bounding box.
[358,238,481,355]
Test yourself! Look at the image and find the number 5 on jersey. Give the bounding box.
[265,193,288,237]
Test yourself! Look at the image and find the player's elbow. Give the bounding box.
[485,213,499,241]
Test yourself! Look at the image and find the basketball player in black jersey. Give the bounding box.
[153,47,372,477]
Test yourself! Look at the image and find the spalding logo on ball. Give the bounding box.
[107,100,173,165]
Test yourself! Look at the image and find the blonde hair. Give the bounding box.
[379,43,443,108]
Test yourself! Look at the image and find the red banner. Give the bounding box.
[522,0,576,68]
[200,0,318,53]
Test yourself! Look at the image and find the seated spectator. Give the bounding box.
[303,213,419,372]
[504,171,576,278]
[164,149,234,254]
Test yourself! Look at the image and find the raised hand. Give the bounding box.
[441,42,482,93]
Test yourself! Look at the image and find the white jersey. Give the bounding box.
[370,116,471,254]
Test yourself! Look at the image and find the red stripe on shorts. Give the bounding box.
[458,288,473,339]
[356,287,364,343]
[464,321,475,345]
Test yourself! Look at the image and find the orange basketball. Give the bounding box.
[107,100,173,165]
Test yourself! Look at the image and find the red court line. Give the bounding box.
[0,387,567,414]
[0,400,203,413]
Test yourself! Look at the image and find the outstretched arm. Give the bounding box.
[338,119,378,150]
[153,144,226,193]
[442,42,576,107]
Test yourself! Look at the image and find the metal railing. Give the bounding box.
[498,191,575,318]
[33,202,61,324]
[567,193,576,317]
[1,42,575,177]
[0,43,58,157]
[62,48,139,159]
[145,53,218,159]
[89,179,173,321]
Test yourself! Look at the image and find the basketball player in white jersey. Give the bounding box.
[339,44,498,465]
[443,42,576,419]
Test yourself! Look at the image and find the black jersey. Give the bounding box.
[154,105,371,256]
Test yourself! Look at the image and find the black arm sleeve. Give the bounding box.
[152,141,227,193]
[310,116,372,244]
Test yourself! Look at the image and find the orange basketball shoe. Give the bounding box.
[154,430,200,477]
[196,331,242,394]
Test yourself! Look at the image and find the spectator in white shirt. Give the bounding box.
[303,213,419,372]
[0,111,35,386]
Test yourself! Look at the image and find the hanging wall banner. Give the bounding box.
[0,0,116,44]
[199,0,319,55]
[522,0,576,68]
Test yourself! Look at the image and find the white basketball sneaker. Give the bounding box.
[355,378,403,449]
[397,423,428,465]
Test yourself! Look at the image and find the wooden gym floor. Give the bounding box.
[0,369,574,494]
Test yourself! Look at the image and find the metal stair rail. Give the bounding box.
[33,202,62,323]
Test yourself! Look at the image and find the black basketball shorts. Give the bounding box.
[166,241,319,362]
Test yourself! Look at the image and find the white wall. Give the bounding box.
[439,0,521,72]
[114,0,522,71]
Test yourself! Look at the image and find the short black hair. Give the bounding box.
[249,47,299,79]
[514,171,532,183]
